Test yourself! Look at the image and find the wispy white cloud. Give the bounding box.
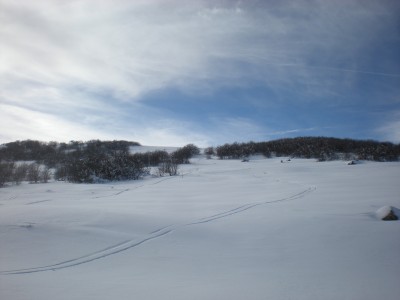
[0,102,210,146]
[376,112,400,143]
[269,127,318,136]
[2,0,396,98]
[1,0,399,144]
[0,103,110,142]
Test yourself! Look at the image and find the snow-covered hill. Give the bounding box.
[130,145,179,154]
[1,157,399,299]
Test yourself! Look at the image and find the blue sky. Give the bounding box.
[1,0,399,146]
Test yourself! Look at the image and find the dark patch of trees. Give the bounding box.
[2,136,398,187]
[0,162,51,187]
[0,140,201,185]
[154,144,199,176]
[204,147,214,155]
[55,141,149,183]
[216,137,400,162]
[55,143,199,183]
[216,142,256,159]
[171,144,200,164]
[0,162,14,187]
[55,151,149,183]
[157,159,179,176]
[0,140,141,167]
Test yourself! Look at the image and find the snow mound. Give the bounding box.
[376,206,399,221]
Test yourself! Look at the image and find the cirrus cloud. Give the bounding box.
[1,0,399,145]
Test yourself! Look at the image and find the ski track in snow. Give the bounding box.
[92,188,130,199]
[91,175,181,199]
[0,231,172,275]
[188,186,316,225]
[25,199,52,205]
[1,184,316,275]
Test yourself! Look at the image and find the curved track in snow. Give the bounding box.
[188,186,316,225]
[1,186,316,275]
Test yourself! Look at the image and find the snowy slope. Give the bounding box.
[130,145,179,154]
[1,158,399,300]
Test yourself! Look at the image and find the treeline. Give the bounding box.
[54,143,199,183]
[0,140,200,185]
[0,162,51,187]
[213,137,400,161]
[1,137,398,187]
[0,140,140,167]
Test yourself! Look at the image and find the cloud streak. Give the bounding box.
[1,0,399,145]
[376,111,400,143]
[3,0,397,96]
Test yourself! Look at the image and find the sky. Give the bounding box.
[1,0,400,147]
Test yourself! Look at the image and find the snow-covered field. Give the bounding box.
[1,156,399,300]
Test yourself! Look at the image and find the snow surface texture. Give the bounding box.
[1,158,399,300]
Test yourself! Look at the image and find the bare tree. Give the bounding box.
[158,159,179,176]
[27,163,41,183]
[0,162,14,187]
[204,147,214,159]
[40,166,51,183]
[13,163,28,185]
